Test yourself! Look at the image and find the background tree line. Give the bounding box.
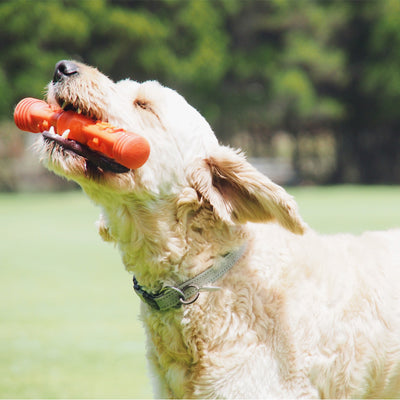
[1,0,400,190]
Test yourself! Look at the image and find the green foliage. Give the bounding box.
[362,0,400,119]
[0,0,90,113]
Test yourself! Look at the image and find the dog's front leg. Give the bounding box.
[145,341,172,399]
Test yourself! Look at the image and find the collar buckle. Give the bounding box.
[132,242,247,312]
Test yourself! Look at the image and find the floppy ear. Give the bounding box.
[188,146,306,234]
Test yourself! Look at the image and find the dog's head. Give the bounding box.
[42,60,218,194]
[39,60,306,235]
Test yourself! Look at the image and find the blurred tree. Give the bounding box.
[334,0,400,183]
[224,0,347,130]
[211,0,349,184]
[0,0,230,118]
[0,0,93,117]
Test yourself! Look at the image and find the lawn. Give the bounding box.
[290,185,400,234]
[0,192,151,398]
[1,186,400,398]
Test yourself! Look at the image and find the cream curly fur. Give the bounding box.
[37,61,400,398]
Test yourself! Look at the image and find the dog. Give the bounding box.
[35,60,400,398]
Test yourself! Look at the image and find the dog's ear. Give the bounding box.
[188,146,306,234]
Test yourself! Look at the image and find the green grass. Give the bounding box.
[0,192,151,399]
[1,186,400,398]
[290,185,400,234]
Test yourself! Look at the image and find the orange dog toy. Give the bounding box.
[14,97,150,170]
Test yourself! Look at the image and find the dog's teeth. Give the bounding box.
[49,126,56,135]
[77,108,82,114]
[61,101,67,110]
[61,129,70,139]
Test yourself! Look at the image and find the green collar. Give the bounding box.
[133,243,247,311]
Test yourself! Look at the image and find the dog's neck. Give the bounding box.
[93,188,247,292]
[87,187,251,397]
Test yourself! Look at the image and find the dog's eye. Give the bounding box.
[133,98,164,129]
[134,99,149,110]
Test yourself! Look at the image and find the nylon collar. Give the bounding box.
[133,243,247,311]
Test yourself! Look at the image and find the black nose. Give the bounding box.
[53,60,79,83]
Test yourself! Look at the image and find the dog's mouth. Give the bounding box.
[43,97,129,174]
[55,96,100,120]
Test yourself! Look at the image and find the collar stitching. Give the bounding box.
[133,242,247,311]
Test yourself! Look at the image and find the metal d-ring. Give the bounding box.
[179,284,200,305]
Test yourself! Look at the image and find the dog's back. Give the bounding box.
[186,224,400,398]
[278,226,400,398]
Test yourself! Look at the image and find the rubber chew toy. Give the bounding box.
[14,97,150,170]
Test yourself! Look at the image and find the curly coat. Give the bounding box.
[36,60,400,398]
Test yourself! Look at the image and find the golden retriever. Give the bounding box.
[35,60,400,398]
